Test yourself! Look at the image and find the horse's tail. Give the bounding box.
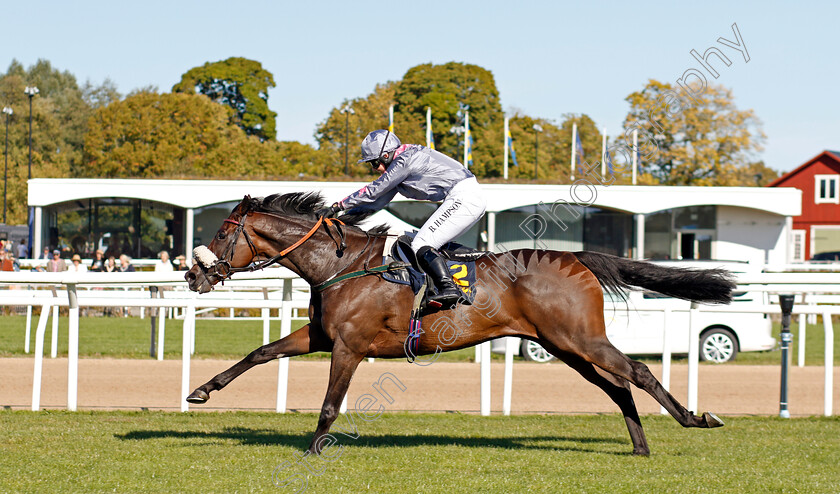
[573,251,735,304]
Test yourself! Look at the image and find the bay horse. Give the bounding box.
[185,192,732,456]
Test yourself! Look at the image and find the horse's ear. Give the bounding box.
[240,195,254,214]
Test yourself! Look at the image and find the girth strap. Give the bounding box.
[313,262,410,292]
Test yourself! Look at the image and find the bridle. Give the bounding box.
[201,212,354,284]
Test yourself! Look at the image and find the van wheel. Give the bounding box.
[700,328,738,363]
[520,341,556,363]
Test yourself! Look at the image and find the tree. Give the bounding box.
[173,57,277,141]
[394,62,503,177]
[621,79,765,185]
[82,78,121,109]
[505,114,562,181]
[0,59,118,223]
[731,160,780,186]
[82,91,332,180]
[314,82,396,177]
[317,62,506,178]
[83,91,254,178]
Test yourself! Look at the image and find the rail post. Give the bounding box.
[67,283,79,411]
[687,303,700,413]
[660,307,672,415]
[149,286,159,358]
[181,299,196,412]
[822,310,834,417]
[502,337,515,416]
[276,278,293,413]
[778,294,795,418]
[480,341,491,416]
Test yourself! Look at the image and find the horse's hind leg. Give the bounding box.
[556,351,650,455]
[582,339,723,429]
[186,323,329,404]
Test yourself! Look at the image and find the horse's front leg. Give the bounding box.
[186,323,329,404]
[307,339,364,454]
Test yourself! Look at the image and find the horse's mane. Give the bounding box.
[252,192,391,236]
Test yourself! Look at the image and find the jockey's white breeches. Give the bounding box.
[411,177,487,251]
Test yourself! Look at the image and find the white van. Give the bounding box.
[491,260,776,363]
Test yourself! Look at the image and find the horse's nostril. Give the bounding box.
[186,272,195,283]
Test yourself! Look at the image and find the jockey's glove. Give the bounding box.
[316,203,341,219]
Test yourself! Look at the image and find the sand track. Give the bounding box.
[2,357,837,417]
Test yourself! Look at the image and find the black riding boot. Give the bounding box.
[417,246,461,308]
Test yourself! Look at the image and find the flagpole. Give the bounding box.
[571,123,577,182]
[463,110,470,168]
[426,107,432,149]
[503,116,509,180]
[388,104,394,132]
[632,129,638,185]
[601,128,607,180]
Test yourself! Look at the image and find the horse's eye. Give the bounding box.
[217,232,226,240]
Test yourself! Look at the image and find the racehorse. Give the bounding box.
[185,192,732,456]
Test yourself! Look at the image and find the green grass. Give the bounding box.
[0,315,493,362]
[1,314,837,365]
[0,411,837,493]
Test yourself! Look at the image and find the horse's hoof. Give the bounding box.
[631,448,650,457]
[702,411,724,428]
[186,389,209,404]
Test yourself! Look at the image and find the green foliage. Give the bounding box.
[622,79,767,185]
[732,160,780,186]
[315,82,396,177]
[0,59,120,224]
[316,63,611,183]
[0,58,776,194]
[394,62,504,177]
[173,57,277,141]
[503,113,604,182]
[83,91,253,178]
[81,78,121,109]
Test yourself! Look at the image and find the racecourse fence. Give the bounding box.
[0,268,837,417]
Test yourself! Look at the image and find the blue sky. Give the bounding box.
[2,0,836,172]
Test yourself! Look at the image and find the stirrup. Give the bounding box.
[427,290,460,309]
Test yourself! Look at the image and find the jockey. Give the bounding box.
[318,129,487,308]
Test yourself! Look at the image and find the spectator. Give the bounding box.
[0,250,14,271]
[69,254,88,273]
[175,255,189,271]
[46,250,67,272]
[118,254,135,272]
[104,256,118,273]
[155,250,174,272]
[16,240,28,259]
[90,250,105,272]
[39,247,51,259]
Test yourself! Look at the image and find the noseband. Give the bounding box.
[196,214,346,282]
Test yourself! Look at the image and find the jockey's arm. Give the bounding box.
[337,160,409,212]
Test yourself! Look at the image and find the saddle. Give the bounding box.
[377,232,489,363]
[382,233,486,308]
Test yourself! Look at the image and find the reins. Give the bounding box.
[206,208,398,291]
[279,216,345,257]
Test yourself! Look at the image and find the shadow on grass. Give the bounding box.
[115,426,628,453]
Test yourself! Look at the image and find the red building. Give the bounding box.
[769,150,840,261]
